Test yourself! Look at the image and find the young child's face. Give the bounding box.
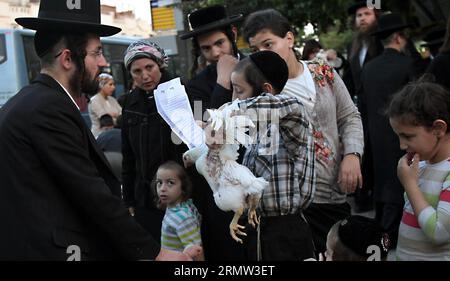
[231,71,254,100]
[390,117,440,162]
[156,168,183,207]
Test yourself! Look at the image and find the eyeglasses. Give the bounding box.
[53,49,104,59]
[87,49,104,59]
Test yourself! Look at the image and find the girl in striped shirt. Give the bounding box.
[154,161,204,261]
[388,81,450,260]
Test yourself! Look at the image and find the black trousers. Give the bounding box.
[303,202,351,254]
[375,202,403,249]
[246,214,315,261]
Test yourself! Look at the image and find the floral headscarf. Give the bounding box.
[124,40,169,70]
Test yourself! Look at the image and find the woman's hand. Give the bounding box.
[338,154,362,194]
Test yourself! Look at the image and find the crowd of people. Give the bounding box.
[0,0,449,261]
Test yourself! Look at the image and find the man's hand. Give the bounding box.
[338,154,362,194]
[216,55,238,90]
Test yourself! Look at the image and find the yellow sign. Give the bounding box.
[152,7,176,31]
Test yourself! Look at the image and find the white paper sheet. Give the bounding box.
[154,78,205,149]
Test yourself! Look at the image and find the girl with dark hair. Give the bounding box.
[154,161,204,261]
[243,9,364,255]
[387,81,450,260]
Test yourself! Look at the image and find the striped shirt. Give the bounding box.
[237,93,316,217]
[396,157,450,260]
[160,199,202,252]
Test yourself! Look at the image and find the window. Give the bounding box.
[22,35,41,83]
[0,34,6,64]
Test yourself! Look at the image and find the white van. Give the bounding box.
[0,28,142,104]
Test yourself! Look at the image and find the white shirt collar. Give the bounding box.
[54,79,80,110]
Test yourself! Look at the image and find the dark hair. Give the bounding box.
[233,58,266,97]
[153,161,193,210]
[302,39,323,60]
[99,114,114,128]
[386,79,450,131]
[243,9,301,60]
[190,26,238,77]
[39,32,89,71]
[439,16,450,53]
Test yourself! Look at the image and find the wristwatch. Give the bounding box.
[347,152,361,161]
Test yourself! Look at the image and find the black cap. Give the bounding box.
[347,0,369,15]
[15,0,121,36]
[421,25,446,47]
[249,51,289,93]
[338,216,391,257]
[180,5,242,40]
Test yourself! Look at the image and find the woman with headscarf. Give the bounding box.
[121,40,185,241]
[88,73,122,138]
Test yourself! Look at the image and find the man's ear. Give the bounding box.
[58,49,73,70]
[432,119,447,137]
[262,82,274,94]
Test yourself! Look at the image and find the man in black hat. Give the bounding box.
[179,5,248,261]
[0,0,197,260]
[342,1,383,214]
[360,13,421,248]
[181,5,243,113]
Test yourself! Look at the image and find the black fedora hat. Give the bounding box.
[180,5,242,40]
[371,13,411,39]
[421,26,446,47]
[347,0,369,15]
[15,0,121,36]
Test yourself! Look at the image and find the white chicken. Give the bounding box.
[183,108,268,243]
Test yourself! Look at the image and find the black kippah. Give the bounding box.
[248,50,289,92]
[338,215,391,257]
[34,30,64,58]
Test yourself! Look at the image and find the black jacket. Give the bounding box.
[361,48,419,204]
[121,73,185,210]
[343,39,384,100]
[186,63,233,114]
[0,74,159,260]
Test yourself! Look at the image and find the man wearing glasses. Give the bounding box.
[0,0,197,261]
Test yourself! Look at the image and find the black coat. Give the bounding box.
[121,73,186,239]
[361,48,418,204]
[343,39,384,100]
[0,74,159,260]
[426,52,450,90]
[186,62,234,114]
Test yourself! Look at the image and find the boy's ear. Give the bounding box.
[262,82,274,94]
[432,119,447,137]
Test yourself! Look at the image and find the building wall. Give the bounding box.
[0,0,153,37]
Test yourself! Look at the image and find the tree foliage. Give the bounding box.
[179,0,449,52]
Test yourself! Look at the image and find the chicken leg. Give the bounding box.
[229,207,246,243]
[247,194,261,228]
